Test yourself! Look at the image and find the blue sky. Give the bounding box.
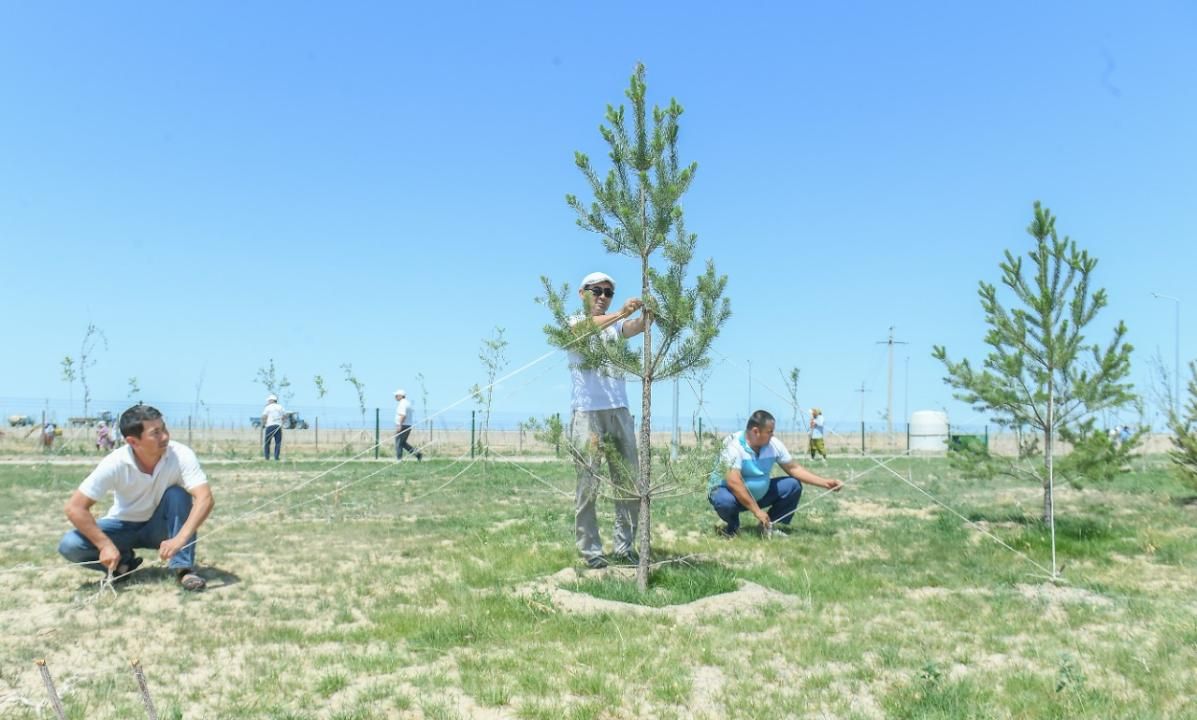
[1,1,1194,433]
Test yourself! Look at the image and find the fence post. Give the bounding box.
[698,417,703,452]
[554,412,560,457]
[471,411,476,458]
[315,416,319,453]
[374,408,380,459]
[860,421,866,455]
[187,415,192,447]
[906,422,911,453]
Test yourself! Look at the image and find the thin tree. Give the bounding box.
[416,372,431,442]
[780,367,801,436]
[256,359,281,397]
[60,357,76,416]
[127,377,140,401]
[933,202,1135,559]
[541,63,731,591]
[77,324,107,418]
[279,376,294,407]
[470,327,508,457]
[1166,360,1197,491]
[686,365,713,449]
[314,374,328,425]
[340,363,367,427]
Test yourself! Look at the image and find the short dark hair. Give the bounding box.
[120,404,163,439]
[746,410,775,432]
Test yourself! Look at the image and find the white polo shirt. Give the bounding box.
[568,315,629,412]
[78,441,208,522]
[263,402,286,427]
[395,397,414,426]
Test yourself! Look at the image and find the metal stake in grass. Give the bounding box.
[130,658,159,720]
[34,659,67,720]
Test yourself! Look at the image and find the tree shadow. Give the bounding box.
[1172,495,1197,507]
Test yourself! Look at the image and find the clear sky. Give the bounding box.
[1,1,1194,433]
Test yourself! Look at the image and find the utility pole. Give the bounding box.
[875,326,908,434]
[855,381,871,427]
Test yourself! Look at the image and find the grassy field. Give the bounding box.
[1,452,1195,719]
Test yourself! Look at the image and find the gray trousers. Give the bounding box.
[570,408,639,559]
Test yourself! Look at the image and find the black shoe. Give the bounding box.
[416,452,423,462]
[718,526,738,539]
[584,555,609,570]
[612,550,640,565]
[112,555,143,583]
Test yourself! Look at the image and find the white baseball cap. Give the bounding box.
[580,271,615,289]
[267,394,278,403]
[394,388,406,397]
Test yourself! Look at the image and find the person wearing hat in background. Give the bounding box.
[261,394,286,461]
[95,420,115,452]
[809,407,827,461]
[567,271,645,569]
[394,388,422,461]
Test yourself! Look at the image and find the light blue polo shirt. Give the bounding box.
[708,431,793,501]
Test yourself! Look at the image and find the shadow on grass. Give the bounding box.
[73,564,242,592]
[567,557,740,608]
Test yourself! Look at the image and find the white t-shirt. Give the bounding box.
[78,441,208,522]
[263,402,286,427]
[567,315,629,412]
[395,398,414,426]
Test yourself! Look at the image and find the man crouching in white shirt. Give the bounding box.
[58,404,215,591]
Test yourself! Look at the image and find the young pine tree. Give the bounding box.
[933,202,1135,534]
[540,63,730,591]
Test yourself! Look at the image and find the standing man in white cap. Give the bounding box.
[394,388,422,461]
[569,271,644,569]
[261,394,286,461]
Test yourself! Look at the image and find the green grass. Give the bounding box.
[1,455,1195,718]
[567,560,739,606]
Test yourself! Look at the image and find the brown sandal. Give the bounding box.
[176,570,206,592]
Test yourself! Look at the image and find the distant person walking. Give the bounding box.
[809,407,827,460]
[394,389,422,461]
[261,394,285,461]
[42,421,57,452]
[96,420,115,452]
[567,271,645,569]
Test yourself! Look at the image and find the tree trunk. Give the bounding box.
[1042,383,1054,525]
[636,252,653,593]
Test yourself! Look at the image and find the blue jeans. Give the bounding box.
[58,485,197,572]
[264,424,282,460]
[709,476,802,534]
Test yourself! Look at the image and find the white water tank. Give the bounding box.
[910,410,949,453]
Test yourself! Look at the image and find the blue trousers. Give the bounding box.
[264,424,282,460]
[709,476,802,534]
[58,485,197,571]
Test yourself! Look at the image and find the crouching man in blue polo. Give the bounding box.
[58,404,214,591]
[709,410,843,536]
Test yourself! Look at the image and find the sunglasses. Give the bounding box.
[585,286,615,298]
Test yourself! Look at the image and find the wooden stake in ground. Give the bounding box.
[131,658,159,720]
[35,659,67,720]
